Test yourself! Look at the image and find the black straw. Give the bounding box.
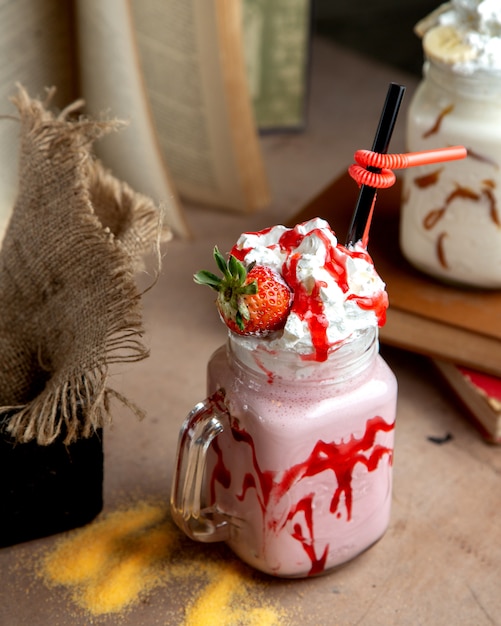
[345,82,406,247]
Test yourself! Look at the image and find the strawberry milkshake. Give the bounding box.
[171,218,397,577]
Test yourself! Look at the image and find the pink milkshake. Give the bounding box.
[171,218,397,577]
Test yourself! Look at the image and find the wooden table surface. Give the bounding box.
[1,37,500,626]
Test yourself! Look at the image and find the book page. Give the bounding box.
[74,0,189,237]
[0,0,76,247]
[129,0,269,212]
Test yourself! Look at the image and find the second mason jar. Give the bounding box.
[401,58,501,288]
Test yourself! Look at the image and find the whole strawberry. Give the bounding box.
[194,246,292,336]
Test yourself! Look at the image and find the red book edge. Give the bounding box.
[433,359,501,444]
[456,366,501,407]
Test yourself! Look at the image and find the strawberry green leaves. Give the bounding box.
[194,246,292,335]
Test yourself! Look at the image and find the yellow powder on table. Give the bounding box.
[41,501,175,614]
[78,521,175,614]
[184,561,285,626]
[37,500,290,625]
[42,500,166,586]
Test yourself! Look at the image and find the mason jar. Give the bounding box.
[170,327,397,578]
[400,58,501,288]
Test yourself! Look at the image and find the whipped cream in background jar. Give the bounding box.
[400,0,501,288]
[171,219,398,578]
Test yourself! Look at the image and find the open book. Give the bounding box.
[0,0,271,240]
[293,171,501,378]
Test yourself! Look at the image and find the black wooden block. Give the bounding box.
[0,413,103,547]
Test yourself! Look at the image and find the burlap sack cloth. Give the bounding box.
[0,86,169,445]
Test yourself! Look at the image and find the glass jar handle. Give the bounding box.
[170,389,230,542]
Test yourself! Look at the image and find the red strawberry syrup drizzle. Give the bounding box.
[231,222,388,362]
[210,410,394,576]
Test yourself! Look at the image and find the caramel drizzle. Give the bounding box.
[422,180,500,269]
[412,126,500,270]
[422,104,454,139]
[413,168,443,189]
[424,207,446,230]
[436,233,448,269]
[483,186,501,227]
[423,185,480,230]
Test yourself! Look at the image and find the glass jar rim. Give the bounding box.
[227,326,379,385]
[424,57,501,98]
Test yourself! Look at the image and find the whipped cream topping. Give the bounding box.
[417,0,501,74]
[229,218,388,361]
